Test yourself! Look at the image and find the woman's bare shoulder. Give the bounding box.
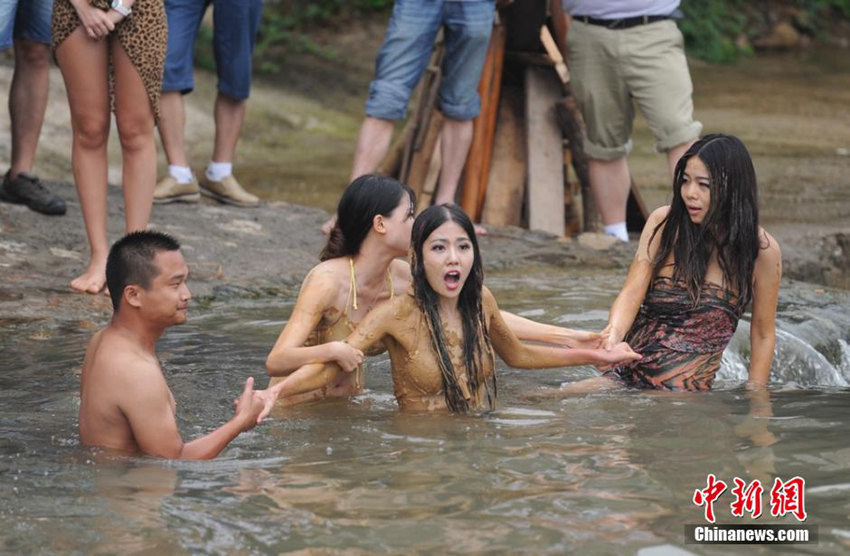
[757,228,781,253]
[649,205,671,224]
[297,259,348,308]
[755,228,782,270]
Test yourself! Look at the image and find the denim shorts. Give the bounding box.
[162,0,264,100]
[366,0,495,122]
[0,0,53,50]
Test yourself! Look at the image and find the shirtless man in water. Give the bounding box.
[79,231,268,459]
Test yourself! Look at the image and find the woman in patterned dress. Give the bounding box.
[52,0,166,293]
[556,134,782,393]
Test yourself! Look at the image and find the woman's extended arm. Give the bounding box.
[266,265,363,377]
[485,288,641,368]
[269,298,397,398]
[601,206,669,349]
[499,311,603,348]
[747,230,782,387]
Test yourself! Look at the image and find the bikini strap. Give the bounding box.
[349,258,394,311]
[348,258,358,311]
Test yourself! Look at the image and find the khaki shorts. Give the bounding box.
[566,19,702,160]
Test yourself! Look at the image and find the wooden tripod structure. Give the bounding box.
[376,2,648,237]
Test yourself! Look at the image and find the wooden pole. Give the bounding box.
[475,23,507,219]
[525,66,565,236]
[459,23,499,219]
[405,111,445,200]
[416,135,443,213]
[481,85,525,227]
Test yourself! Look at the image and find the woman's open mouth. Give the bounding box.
[444,270,462,291]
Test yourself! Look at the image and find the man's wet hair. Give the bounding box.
[106,231,181,312]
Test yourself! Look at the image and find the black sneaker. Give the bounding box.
[0,171,67,215]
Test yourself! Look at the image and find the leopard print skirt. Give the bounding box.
[52,0,167,120]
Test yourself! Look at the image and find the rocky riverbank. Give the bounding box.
[1,179,846,333]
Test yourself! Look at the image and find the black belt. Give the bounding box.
[573,15,669,30]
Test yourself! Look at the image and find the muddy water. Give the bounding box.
[1,267,848,553]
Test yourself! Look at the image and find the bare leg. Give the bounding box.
[212,92,247,164]
[321,116,395,234]
[8,39,50,177]
[56,28,111,294]
[113,37,156,233]
[666,140,695,178]
[433,118,473,205]
[349,116,395,181]
[157,92,188,167]
[588,157,631,227]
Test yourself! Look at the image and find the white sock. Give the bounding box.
[206,161,233,182]
[603,221,629,242]
[168,165,195,184]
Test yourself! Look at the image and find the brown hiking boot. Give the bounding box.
[199,174,260,207]
[153,175,200,204]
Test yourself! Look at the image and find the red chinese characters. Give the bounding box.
[730,478,764,519]
[693,474,728,523]
[693,475,808,522]
[770,476,807,521]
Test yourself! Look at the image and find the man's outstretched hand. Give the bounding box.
[233,377,267,429]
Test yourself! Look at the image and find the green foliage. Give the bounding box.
[253,0,393,72]
[194,25,216,73]
[679,0,752,64]
[680,0,850,64]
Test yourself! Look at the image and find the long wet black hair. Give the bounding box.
[410,204,496,413]
[321,174,415,261]
[650,134,760,309]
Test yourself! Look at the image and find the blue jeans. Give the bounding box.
[0,0,53,50]
[366,0,495,121]
[162,0,264,100]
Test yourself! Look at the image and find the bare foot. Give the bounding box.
[321,214,337,235]
[474,223,487,236]
[71,260,107,294]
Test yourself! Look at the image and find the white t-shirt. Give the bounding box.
[563,1,680,19]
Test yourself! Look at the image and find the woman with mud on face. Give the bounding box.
[265,175,611,406]
[541,134,782,395]
[269,204,641,413]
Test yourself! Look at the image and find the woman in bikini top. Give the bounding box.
[271,204,641,412]
[266,176,612,405]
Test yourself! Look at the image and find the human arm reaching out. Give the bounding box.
[747,230,781,388]
[485,288,641,368]
[266,266,363,376]
[499,311,604,348]
[265,298,397,402]
[601,207,669,350]
[120,364,265,460]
